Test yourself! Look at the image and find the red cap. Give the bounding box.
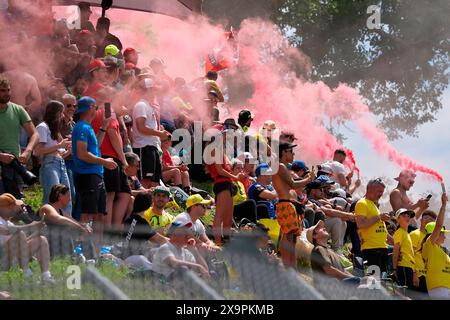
[88,59,106,73]
[125,62,136,70]
[79,29,93,37]
[124,47,138,56]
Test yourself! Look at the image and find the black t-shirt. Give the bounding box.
[123,214,157,241]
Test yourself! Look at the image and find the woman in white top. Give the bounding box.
[36,101,72,215]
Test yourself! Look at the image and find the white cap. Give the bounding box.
[237,152,255,162]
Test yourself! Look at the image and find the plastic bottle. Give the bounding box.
[100,246,112,255]
[73,243,86,264]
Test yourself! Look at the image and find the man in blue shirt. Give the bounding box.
[72,96,117,229]
[248,163,278,219]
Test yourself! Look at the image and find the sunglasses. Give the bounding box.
[66,104,76,108]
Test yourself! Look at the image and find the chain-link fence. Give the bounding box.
[1,223,425,301]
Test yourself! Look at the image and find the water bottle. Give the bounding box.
[73,243,86,264]
[100,246,112,255]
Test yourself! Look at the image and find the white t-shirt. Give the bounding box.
[151,242,196,278]
[132,99,160,149]
[173,212,206,241]
[0,216,13,246]
[323,160,347,183]
[36,122,59,148]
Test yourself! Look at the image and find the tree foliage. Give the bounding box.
[204,0,450,139]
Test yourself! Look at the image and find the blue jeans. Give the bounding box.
[64,160,76,203]
[39,156,72,215]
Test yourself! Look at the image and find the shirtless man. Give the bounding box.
[1,69,42,116]
[389,169,429,228]
[272,142,308,268]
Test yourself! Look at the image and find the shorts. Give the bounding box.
[275,200,302,236]
[213,181,234,198]
[133,145,162,183]
[102,157,131,194]
[75,174,107,215]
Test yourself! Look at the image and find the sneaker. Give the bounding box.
[42,277,56,286]
[23,268,34,279]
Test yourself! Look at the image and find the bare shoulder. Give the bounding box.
[39,204,56,216]
[390,188,401,197]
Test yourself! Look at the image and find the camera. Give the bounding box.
[9,157,37,186]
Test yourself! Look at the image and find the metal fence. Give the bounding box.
[0,224,420,300]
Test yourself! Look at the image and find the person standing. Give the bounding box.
[272,142,305,268]
[392,208,416,289]
[409,210,437,293]
[132,78,169,188]
[61,94,77,216]
[389,169,429,230]
[71,96,117,251]
[35,101,72,215]
[421,191,449,299]
[354,178,391,273]
[0,76,38,198]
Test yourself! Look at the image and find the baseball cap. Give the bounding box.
[425,222,450,235]
[186,194,212,209]
[103,55,118,68]
[305,181,323,191]
[290,160,307,172]
[306,220,325,243]
[255,163,273,177]
[279,142,297,152]
[104,44,120,56]
[333,188,347,199]
[316,175,335,185]
[88,59,106,73]
[153,185,171,197]
[167,220,194,236]
[76,96,96,114]
[223,118,239,130]
[0,193,24,207]
[395,208,415,220]
[238,109,254,122]
[394,169,416,181]
[237,152,255,163]
[124,47,139,56]
[262,120,277,130]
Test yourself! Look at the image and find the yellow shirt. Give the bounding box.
[233,181,247,205]
[393,228,415,269]
[354,198,388,250]
[143,207,174,235]
[409,229,426,277]
[422,238,450,290]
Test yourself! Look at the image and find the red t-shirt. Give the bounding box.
[162,150,173,168]
[91,109,122,159]
[241,176,253,194]
[84,82,105,105]
[208,155,232,183]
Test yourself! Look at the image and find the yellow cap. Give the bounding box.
[186,194,212,209]
[105,44,120,56]
[425,222,450,235]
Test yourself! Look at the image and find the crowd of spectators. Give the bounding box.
[0,2,449,300]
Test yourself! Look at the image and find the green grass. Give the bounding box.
[23,184,43,213]
[192,179,213,195]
